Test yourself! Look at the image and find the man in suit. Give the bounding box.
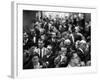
[42,45,55,68]
[34,40,47,60]
[23,53,43,69]
[47,32,60,53]
[54,47,68,68]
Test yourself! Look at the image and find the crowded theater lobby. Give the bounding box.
[23,10,91,69]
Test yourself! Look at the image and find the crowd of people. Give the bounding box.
[23,12,91,69]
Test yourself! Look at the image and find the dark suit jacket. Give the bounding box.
[42,54,55,68]
[23,55,43,69]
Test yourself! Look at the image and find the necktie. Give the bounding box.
[40,48,42,59]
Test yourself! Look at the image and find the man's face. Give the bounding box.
[78,13,84,20]
[38,43,44,48]
[48,23,52,27]
[75,26,80,32]
[61,47,67,55]
[23,32,28,38]
[46,49,52,55]
[41,35,45,40]
[72,53,78,58]
[64,39,71,46]
[59,25,62,30]
[61,50,66,54]
[32,56,39,64]
[30,29,35,35]
[51,36,56,42]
